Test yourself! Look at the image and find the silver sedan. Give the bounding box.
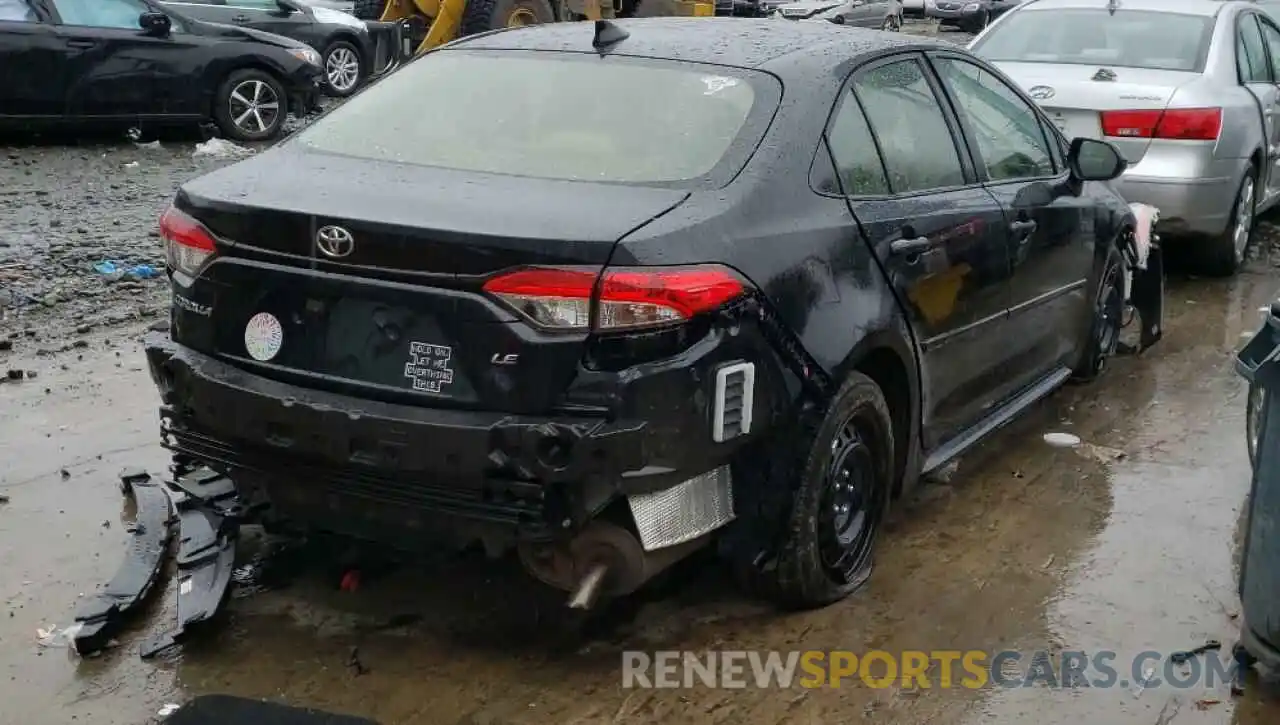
[969,0,1280,276]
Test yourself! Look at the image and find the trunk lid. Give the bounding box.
[992,62,1200,163]
[176,148,689,413]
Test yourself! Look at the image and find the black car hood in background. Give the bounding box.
[177,146,691,265]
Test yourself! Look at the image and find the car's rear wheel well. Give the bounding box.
[853,347,910,497]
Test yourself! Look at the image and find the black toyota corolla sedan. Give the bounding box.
[146,18,1156,610]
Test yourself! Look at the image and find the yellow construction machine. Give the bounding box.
[355,0,720,56]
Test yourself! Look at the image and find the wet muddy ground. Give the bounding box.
[4,19,1280,725]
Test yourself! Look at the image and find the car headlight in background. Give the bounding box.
[288,47,322,66]
[311,6,367,29]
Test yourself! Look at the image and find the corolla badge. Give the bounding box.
[316,225,355,258]
[1028,85,1055,101]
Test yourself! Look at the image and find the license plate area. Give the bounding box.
[1045,107,1102,141]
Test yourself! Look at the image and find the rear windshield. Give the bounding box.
[292,50,778,188]
[970,9,1215,72]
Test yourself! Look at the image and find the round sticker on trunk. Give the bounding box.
[244,312,283,361]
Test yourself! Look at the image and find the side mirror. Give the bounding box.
[139,11,171,35]
[275,0,300,12]
[1067,137,1126,181]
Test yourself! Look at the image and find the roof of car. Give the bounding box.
[450,17,940,70]
[1017,0,1244,16]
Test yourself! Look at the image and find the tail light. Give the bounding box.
[482,265,748,332]
[1100,107,1222,141]
[159,206,218,279]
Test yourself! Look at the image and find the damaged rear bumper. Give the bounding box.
[143,327,783,551]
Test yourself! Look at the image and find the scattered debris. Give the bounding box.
[92,260,160,280]
[1042,432,1082,448]
[1194,697,1222,711]
[0,493,9,504]
[340,569,361,593]
[192,138,254,159]
[347,645,368,676]
[123,161,139,169]
[135,141,163,151]
[158,703,181,717]
[1130,665,1157,699]
[36,623,82,648]
[1170,639,1221,664]
[60,469,70,480]
[4,368,23,382]
[924,459,960,484]
[1041,554,1055,569]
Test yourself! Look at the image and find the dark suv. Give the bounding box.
[145,19,1158,610]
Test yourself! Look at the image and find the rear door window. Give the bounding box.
[1240,13,1273,83]
[294,50,780,189]
[1261,16,1280,79]
[825,92,890,196]
[850,57,967,193]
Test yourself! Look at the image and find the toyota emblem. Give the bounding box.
[1028,85,1055,101]
[316,225,354,258]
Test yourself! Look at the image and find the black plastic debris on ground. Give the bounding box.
[140,465,241,659]
[162,695,379,725]
[71,470,173,655]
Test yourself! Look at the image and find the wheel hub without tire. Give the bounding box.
[325,47,361,93]
[228,80,280,136]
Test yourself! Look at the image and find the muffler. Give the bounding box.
[518,520,710,608]
[519,466,736,608]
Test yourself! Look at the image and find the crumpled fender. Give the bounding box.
[1122,202,1164,353]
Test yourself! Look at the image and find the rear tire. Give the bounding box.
[1072,243,1125,382]
[460,0,555,36]
[1205,167,1257,277]
[737,372,894,609]
[213,69,287,143]
[352,0,387,20]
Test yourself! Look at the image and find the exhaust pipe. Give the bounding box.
[518,520,710,609]
[566,563,609,610]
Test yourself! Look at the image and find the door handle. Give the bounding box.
[232,14,251,22]
[66,38,96,48]
[1009,219,1038,236]
[890,235,936,256]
